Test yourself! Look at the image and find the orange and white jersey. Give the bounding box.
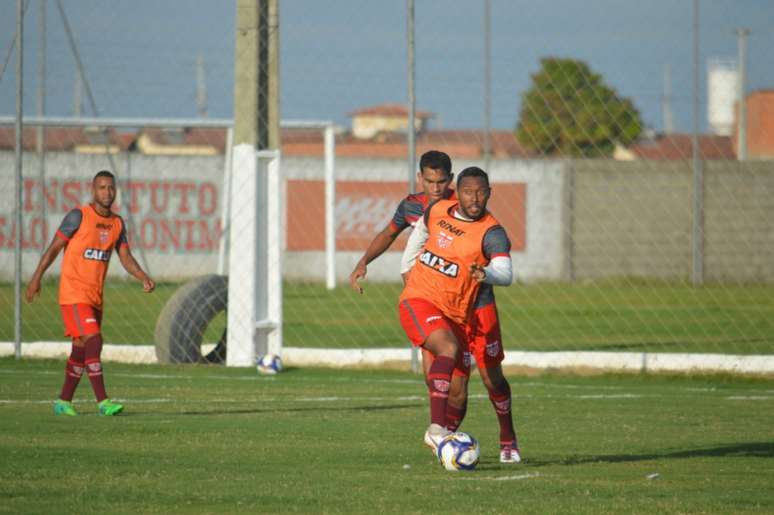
[56,204,128,308]
[399,199,506,324]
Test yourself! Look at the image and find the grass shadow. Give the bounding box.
[526,441,774,467]
[176,402,423,417]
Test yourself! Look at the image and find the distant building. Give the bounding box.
[135,127,223,156]
[707,58,739,136]
[614,133,736,161]
[0,126,132,154]
[348,103,433,139]
[4,95,771,161]
[735,89,774,159]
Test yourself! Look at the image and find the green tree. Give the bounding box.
[516,58,642,157]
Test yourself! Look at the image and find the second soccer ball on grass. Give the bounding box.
[256,354,283,375]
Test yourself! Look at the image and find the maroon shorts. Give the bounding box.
[467,303,505,370]
[399,298,471,376]
[60,304,102,338]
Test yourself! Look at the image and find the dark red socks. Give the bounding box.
[59,344,86,401]
[427,355,456,427]
[84,334,108,402]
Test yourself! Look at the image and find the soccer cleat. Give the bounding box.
[423,423,451,456]
[499,442,522,464]
[97,399,124,416]
[54,399,78,416]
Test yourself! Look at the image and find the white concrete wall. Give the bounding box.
[1,152,567,283]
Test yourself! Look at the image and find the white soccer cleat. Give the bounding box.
[499,443,522,464]
[424,423,451,455]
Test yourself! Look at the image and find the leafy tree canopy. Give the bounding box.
[516,58,643,157]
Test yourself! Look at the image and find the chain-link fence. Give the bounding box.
[1,1,772,368]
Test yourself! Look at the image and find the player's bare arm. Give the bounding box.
[117,245,155,293]
[25,236,68,302]
[349,225,400,293]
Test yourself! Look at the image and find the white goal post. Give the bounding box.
[226,146,282,367]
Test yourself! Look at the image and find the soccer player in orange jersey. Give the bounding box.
[398,167,520,463]
[26,170,155,416]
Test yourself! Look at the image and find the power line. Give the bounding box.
[0,0,31,84]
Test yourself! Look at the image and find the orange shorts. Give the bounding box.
[60,304,102,338]
[399,298,471,376]
[467,303,505,370]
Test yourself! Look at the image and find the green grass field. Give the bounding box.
[1,358,773,513]
[3,279,774,354]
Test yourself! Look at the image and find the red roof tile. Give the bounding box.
[348,103,433,119]
[628,133,735,160]
[0,126,134,152]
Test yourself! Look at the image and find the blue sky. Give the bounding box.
[1,0,773,132]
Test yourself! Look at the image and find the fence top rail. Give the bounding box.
[0,116,336,130]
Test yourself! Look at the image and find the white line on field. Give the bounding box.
[457,472,541,481]
[0,394,430,405]
[4,393,772,406]
[0,368,424,384]
[2,367,772,396]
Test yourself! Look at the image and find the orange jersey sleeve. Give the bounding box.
[58,205,126,308]
[399,199,500,324]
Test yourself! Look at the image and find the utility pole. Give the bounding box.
[736,28,750,161]
[406,0,419,373]
[407,0,416,193]
[228,0,281,366]
[37,0,48,242]
[14,0,24,359]
[691,0,703,286]
[483,0,491,169]
[267,0,279,150]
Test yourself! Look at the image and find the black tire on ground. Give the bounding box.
[154,274,228,364]
[203,329,227,364]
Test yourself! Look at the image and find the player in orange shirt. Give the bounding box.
[398,167,520,463]
[26,170,155,416]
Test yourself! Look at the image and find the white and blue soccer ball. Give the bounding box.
[256,353,283,375]
[437,432,480,471]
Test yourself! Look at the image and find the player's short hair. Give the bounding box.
[419,150,452,177]
[93,170,115,183]
[457,166,489,188]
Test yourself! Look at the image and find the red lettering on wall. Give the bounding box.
[24,179,37,212]
[198,182,217,216]
[197,219,219,250]
[124,182,147,215]
[0,216,49,250]
[286,180,527,252]
[140,219,158,250]
[173,183,196,214]
[62,181,83,211]
[150,182,170,214]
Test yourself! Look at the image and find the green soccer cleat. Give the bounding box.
[97,399,124,416]
[54,399,78,416]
